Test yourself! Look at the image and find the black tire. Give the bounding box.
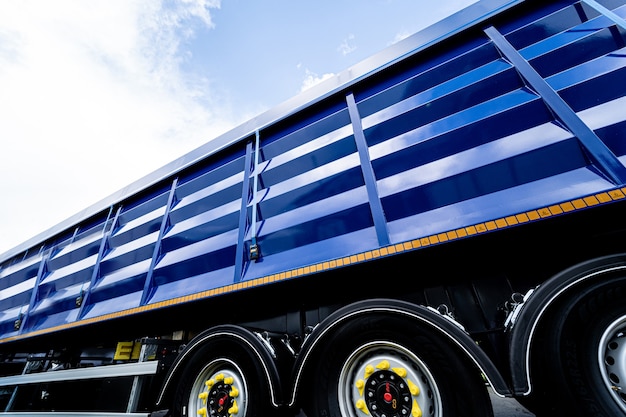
[305,314,493,417]
[172,341,271,417]
[529,280,626,416]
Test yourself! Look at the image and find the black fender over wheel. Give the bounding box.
[528,277,626,417]
[304,314,493,417]
[171,339,272,417]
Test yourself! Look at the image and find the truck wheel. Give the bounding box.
[172,342,270,417]
[306,315,492,417]
[599,313,626,413]
[530,281,626,416]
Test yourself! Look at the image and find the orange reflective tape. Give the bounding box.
[596,192,612,203]
[495,218,508,228]
[548,205,563,215]
[505,216,518,226]
[584,195,600,206]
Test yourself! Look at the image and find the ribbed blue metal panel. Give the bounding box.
[0,254,40,337]
[147,155,246,303]
[22,223,106,332]
[75,192,167,320]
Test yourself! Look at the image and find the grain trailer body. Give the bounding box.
[1,1,626,415]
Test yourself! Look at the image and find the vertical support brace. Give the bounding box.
[141,178,179,306]
[346,92,390,246]
[18,251,50,335]
[249,131,261,260]
[234,140,255,281]
[485,26,626,185]
[78,206,120,318]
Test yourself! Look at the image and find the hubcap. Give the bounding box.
[598,314,626,414]
[363,369,413,417]
[339,341,442,417]
[188,358,247,417]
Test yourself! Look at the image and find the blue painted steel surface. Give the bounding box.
[1,0,626,341]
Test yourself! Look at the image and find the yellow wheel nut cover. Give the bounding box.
[392,367,407,378]
[412,399,423,417]
[355,399,369,415]
[228,399,239,415]
[355,379,365,396]
[407,379,420,396]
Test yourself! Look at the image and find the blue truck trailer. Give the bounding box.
[1,0,626,415]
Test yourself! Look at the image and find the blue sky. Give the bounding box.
[0,0,475,256]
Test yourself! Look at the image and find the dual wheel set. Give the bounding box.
[172,278,626,417]
[172,315,492,417]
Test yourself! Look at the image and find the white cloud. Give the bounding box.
[337,34,357,56]
[299,69,335,93]
[0,0,236,256]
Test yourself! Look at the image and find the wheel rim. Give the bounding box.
[338,341,442,417]
[598,314,626,414]
[187,358,248,417]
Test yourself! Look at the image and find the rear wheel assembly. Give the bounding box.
[172,341,271,417]
[598,314,626,413]
[186,357,248,417]
[306,314,493,417]
[528,278,626,416]
[337,340,441,417]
